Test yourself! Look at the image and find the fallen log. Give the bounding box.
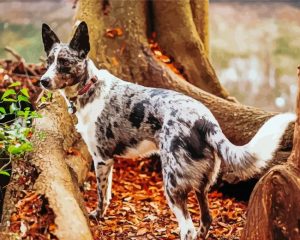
[0,93,93,240]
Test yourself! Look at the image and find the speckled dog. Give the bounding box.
[40,22,295,240]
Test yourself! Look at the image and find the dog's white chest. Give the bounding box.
[75,96,105,157]
[76,119,93,144]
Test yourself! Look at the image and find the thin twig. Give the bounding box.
[4,47,39,90]
[4,47,24,62]
[35,89,45,105]
[0,119,17,125]
[11,73,41,79]
[0,156,11,172]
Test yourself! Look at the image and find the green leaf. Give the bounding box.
[8,142,32,155]
[29,111,42,119]
[24,109,30,120]
[0,170,10,176]
[17,95,30,103]
[8,144,21,154]
[0,132,5,139]
[22,128,31,137]
[17,110,25,116]
[1,89,16,100]
[9,82,21,88]
[2,98,17,102]
[20,88,30,98]
[41,96,47,103]
[21,142,33,152]
[9,103,18,114]
[0,107,6,114]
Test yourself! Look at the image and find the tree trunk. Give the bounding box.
[75,0,230,99]
[74,0,294,182]
[0,94,93,240]
[153,0,228,97]
[241,68,300,240]
[190,0,210,56]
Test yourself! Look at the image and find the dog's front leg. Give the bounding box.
[89,158,114,219]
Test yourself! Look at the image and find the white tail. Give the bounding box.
[206,113,296,180]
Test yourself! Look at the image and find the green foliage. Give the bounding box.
[0,83,42,176]
[41,92,52,103]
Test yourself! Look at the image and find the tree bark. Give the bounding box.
[153,0,230,98]
[241,68,300,240]
[75,0,230,99]
[0,94,93,240]
[190,0,210,56]
[74,0,294,181]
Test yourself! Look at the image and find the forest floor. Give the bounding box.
[86,157,247,240]
[0,59,247,239]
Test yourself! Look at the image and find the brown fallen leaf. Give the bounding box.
[105,27,123,38]
[136,228,148,236]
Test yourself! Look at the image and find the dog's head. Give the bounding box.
[40,21,90,90]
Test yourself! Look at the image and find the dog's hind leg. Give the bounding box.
[105,164,113,206]
[163,170,196,240]
[195,155,219,239]
[90,158,114,219]
[195,189,212,239]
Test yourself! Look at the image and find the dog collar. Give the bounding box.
[68,77,98,114]
[77,77,97,95]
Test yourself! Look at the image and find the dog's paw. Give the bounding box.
[89,202,110,220]
[88,208,102,220]
[180,227,197,240]
[197,225,209,240]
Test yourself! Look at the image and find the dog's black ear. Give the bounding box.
[69,21,90,58]
[42,23,60,55]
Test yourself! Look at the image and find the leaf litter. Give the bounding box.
[85,156,247,240]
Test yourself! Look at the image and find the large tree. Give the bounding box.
[0,0,297,239]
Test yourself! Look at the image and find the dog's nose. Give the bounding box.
[40,78,51,88]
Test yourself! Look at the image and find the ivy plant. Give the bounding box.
[0,82,42,176]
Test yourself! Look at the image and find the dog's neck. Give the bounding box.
[61,59,100,113]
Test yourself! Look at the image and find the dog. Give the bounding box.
[40,21,295,240]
